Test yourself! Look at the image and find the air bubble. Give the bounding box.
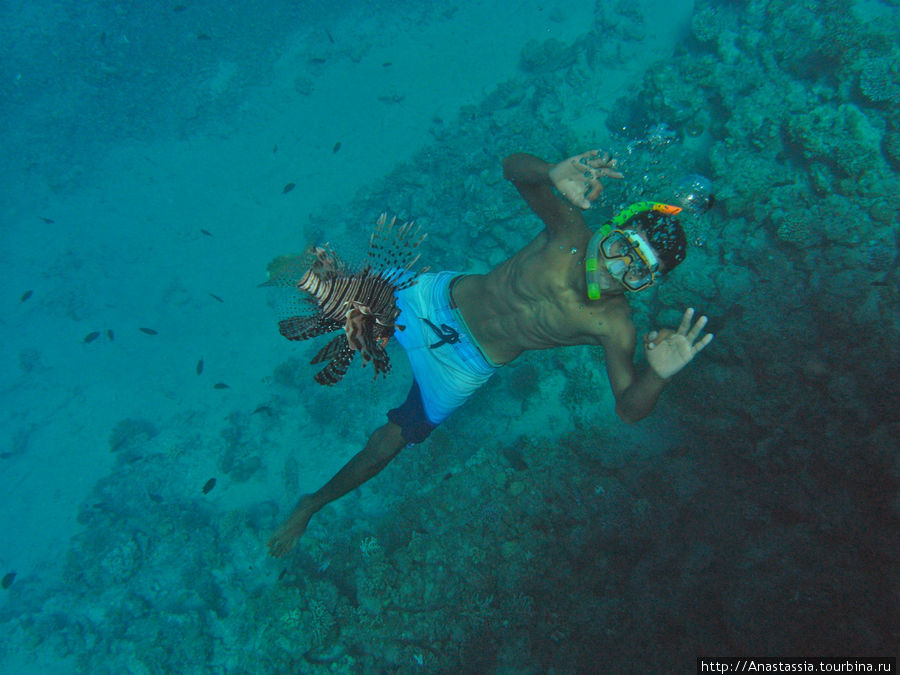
[674,174,714,215]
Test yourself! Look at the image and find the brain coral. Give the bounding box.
[857,56,900,105]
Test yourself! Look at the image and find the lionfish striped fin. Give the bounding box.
[311,335,356,385]
[366,213,428,288]
[279,315,341,342]
[392,266,430,292]
[366,339,391,376]
[311,334,347,364]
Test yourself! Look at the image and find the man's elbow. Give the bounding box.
[502,153,535,181]
[615,401,645,425]
[501,154,519,180]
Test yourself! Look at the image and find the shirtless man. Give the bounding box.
[268,149,713,557]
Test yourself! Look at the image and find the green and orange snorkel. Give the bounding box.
[585,201,682,299]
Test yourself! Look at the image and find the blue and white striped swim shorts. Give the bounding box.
[388,271,498,443]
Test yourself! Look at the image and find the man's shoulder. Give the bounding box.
[584,292,632,319]
[588,295,635,346]
[604,295,633,320]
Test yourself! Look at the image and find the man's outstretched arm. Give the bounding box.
[503,150,622,236]
[600,321,665,424]
[602,308,713,423]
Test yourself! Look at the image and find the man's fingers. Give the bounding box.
[687,315,708,341]
[693,333,714,353]
[586,151,614,167]
[677,308,694,334]
[585,182,604,202]
[568,150,621,208]
[578,150,600,166]
[589,159,617,170]
[571,189,591,209]
[582,150,623,179]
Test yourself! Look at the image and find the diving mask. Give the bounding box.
[584,201,681,298]
[599,229,659,291]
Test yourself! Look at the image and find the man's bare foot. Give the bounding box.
[267,494,317,558]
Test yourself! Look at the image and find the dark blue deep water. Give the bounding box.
[1,0,897,671]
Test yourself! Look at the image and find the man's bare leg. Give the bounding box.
[267,421,407,557]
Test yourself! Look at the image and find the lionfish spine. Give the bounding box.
[369,274,399,318]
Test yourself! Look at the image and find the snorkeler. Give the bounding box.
[267,149,714,557]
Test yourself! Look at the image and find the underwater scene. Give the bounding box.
[1,0,897,672]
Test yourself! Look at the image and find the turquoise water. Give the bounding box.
[1,0,897,671]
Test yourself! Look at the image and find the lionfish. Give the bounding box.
[269,213,428,385]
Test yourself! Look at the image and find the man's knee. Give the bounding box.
[369,422,407,463]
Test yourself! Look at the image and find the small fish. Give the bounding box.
[83,331,101,343]
[202,477,216,494]
[20,290,32,303]
[200,228,212,236]
[252,405,274,416]
[278,568,289,581]
[173,4,186,11]
[139,327,158,335]
[40,217,54,224]
[107,329,115,341]
[196,358,204,375]
[213,382,230,389]
[209,293,224,303]
[1,572,15,590]
[332,142,341,154]
[382,62,392,67]
[273,144,278,153]
[148,492,163,503]
[870,281,888,287]
[326,29,334,44]
[310,57,327,64]
[197,33,211,41]
[377,92,404,104]
[282,182,295,194]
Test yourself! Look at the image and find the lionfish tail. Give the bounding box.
[277,212,428,385]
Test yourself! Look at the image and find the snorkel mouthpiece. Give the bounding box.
[606,259,628,278]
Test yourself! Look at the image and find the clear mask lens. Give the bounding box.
[605,259,629,279]
[600,230,657,291]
